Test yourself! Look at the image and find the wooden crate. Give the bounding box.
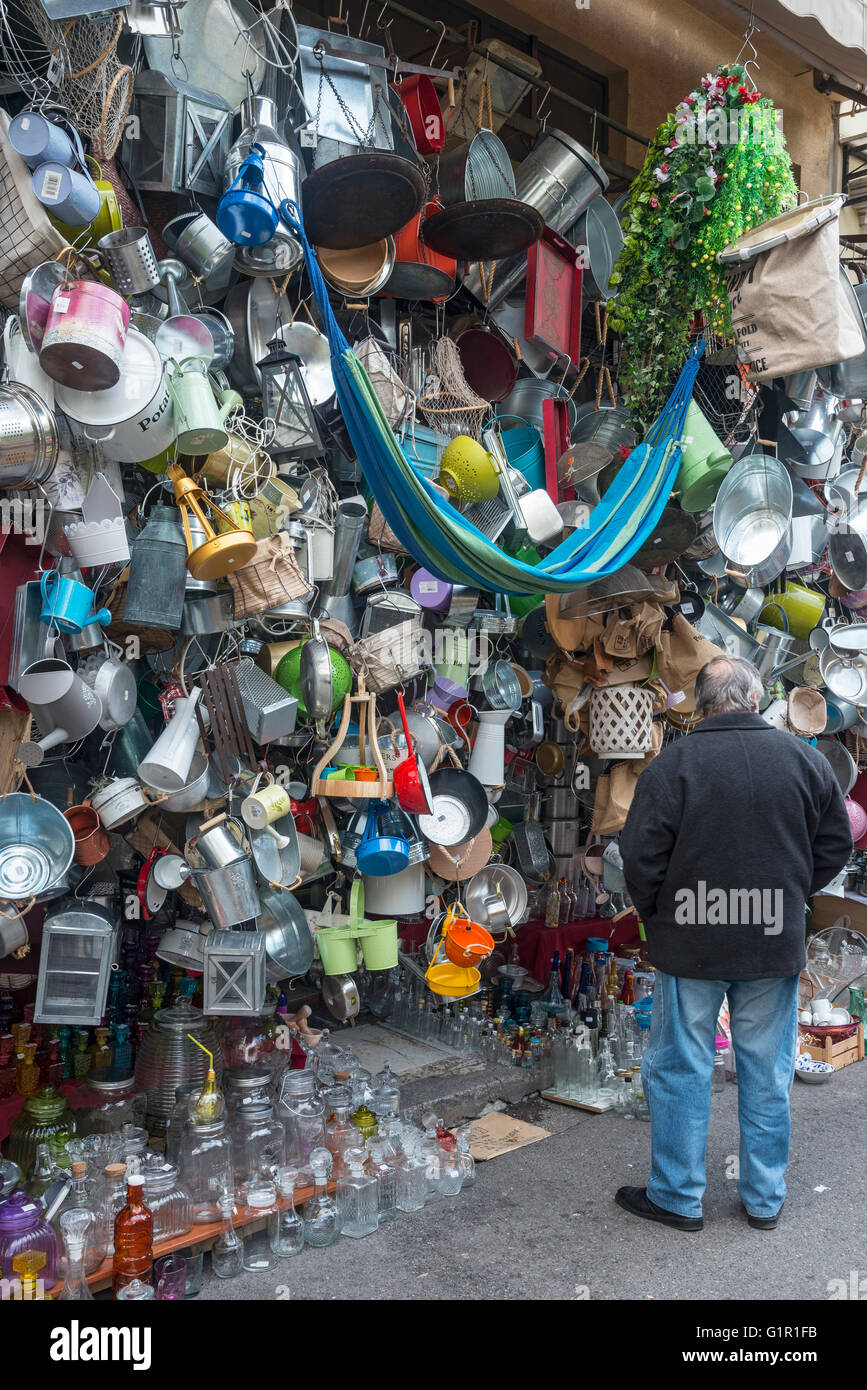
[799,1021,864,1071]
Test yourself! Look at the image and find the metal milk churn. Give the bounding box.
[125,502,188,630]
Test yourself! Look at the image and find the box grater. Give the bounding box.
[233,656,298,743]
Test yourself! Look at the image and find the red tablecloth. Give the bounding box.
[396,913,641,984]
[516,915,641,984]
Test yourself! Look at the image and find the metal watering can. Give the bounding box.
[17,658,104,765]
[166,357,242,456]
[39,570,111,635]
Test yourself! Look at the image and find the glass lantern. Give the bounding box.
[257,339,324,460]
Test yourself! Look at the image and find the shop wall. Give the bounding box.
[468,0,836,191]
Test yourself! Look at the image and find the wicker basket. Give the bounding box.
[104,574,176,653]
[226,532,312,620]
[589,683,654,760]
[348,619,427,694]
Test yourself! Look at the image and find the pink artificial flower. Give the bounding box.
[650,196,658,208]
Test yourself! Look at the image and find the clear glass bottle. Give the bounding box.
[455,1125,475,1189]
[241,1177,279,1272]
[396,1143,427,1212]
[49,1160,105,1275]
[271,1167,304,1258]
[278,1069,326,1168]
[26,1143,59,1201]
[369,1062,401,1121]
[325,1104,362,1179]
[116,1276,156,1300]
[56,1209,95,1301]
[180,1117,234,1224]
[98,1162,128,1260]
[365,1139,398,1223]
[302,1149,343,1248]
[211,1193,244,1279]
[336,1146,378,1238]
[112,1174,153,1296]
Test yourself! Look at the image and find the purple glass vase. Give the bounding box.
[0,1191,59,1289]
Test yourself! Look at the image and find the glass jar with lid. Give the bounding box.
[224,1064,273,1115]
[277,1070,325,1168]
[369,1062,401,1120]
[140,1155,193,1242]
[0,1190,59,1288]
[6,1086,77,1178]
[180,1117,234,1224]
[73,1070,146,1137]
[229,1101,285,1206]
[165,1083,201,1163]
[133,998,223,1131]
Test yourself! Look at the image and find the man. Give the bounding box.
[617,655,852,1232]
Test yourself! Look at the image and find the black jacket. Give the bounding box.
[619,712,853,980]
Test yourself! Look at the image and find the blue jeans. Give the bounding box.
[640,972,799,1220]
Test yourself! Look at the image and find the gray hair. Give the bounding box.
[694,655,764,717]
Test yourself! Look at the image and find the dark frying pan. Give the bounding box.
[417,746,489,847]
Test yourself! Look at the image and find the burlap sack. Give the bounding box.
[721,196,864,382]
[655,613,722,694]
[599,602,665,660]
[590,719,663,833]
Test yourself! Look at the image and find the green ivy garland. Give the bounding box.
[608,64,797,436]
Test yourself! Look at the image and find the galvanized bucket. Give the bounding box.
[190,856,260,929]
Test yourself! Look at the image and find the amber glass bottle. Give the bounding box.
[112,1174,153,1295]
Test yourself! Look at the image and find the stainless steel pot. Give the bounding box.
[0,382,58,488]
[181,592,233,637]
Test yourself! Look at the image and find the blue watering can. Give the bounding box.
[40,570,112,634]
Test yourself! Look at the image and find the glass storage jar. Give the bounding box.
[165,1083,201,1164]
[134,998,223,1129]
[73,1070,146,1137]
[223,1064,273,1114]
[141,1156,194,1242]
[0,1190,59,1288]
[277,1069,325,1168]
[229,1101,285,1205]
[180,1117,234,1224]
[6,1086,77,1178]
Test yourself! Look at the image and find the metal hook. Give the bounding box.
[430,20,447,66]
[536,82,552,131]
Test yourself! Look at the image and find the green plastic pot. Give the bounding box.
[676,400,733,513]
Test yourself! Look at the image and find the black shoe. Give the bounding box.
[745,1203,783,1230]
[615,1186,703,1231]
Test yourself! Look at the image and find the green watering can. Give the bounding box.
[676,400,733,513]
[167,357,243,456]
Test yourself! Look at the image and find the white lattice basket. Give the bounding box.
[589,683,654,760]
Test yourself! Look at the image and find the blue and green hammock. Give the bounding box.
[278,201,702,596]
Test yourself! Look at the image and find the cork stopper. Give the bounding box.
[71,1162,86,1178]
[104,1164,126,1177]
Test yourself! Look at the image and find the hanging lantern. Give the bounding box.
[166,461,257,581]
[257,338,325,459]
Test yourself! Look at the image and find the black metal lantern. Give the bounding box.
[257,338,324,459]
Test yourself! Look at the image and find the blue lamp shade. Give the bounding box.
[216,146,279,247]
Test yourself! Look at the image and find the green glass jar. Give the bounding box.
[349,1104,378,1143]
[6,1086,78,1178]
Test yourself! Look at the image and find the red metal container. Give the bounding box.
[391,76,445,154]
[383,199,457,302]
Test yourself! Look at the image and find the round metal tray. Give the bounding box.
[422,199,544,262]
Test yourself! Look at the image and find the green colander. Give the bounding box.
[274,640,352,717]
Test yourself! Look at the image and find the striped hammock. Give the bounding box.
[278,200,702,596]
